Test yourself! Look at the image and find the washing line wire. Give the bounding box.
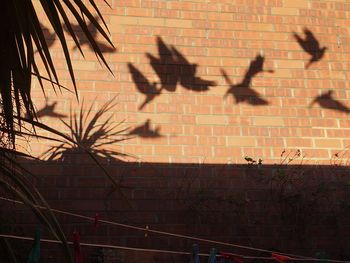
[1,196,349,263]
[1,233,348,262]
[0,233,274,260]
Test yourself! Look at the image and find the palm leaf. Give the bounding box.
[0,1,114,262]
[0,153,72,262]
[1,0,114,141]
[0,237,18,263]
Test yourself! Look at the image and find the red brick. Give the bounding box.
[29,0,350,168]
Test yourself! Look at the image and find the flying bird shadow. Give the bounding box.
[36,101,67,118]
[127,63,161,110]
[131,37,217,110]
[222,54,273,106]
[40,22,56,48]
[64,16,116,53]
[309,90,350,114]
[128,119,162,138]
[146,37,178,92]
[171,46,217,92]
[293,28,327,69]
[146,36,216,92]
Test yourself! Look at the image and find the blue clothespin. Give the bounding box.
[27,228,41,263]
[190,244,200,263]
[208,248,218,263]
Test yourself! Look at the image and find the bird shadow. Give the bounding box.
[127,119,162,138]
[293,27,327,69]
[129,36,217,110]
[146,37,178,92]
[40,22,56,49]
[309,90,350,114]
[170,45,217,92]
[148,36,217,92]
[127,63,162,110]
[63,15,116,53]
[35,101,67,119]
[221,54,273,106]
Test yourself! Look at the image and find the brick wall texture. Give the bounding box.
[7,0,350,262]
[30,0,350,165]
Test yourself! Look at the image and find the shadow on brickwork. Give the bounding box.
[63,15,117,53]
[128,36,217,110]
[127,119,162,138]
[221,54,274,106]
[309,90,350,114]
[34,101,67,119]
[127,63,162,110]
[40,22,56,49]
[4,149,350,262]
[293,27,327,69]
[40,98,129,161]
[39,18,117,54]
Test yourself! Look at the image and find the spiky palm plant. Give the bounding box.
[0,0,113,139]
[0,1,114,262]
[42,99,130,161]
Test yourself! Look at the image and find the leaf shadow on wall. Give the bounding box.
[127,119,163,139]
[221,54,273,106]
[63,15,117,53]
[293,27,327,69]
[129,36,217,110]
[309,90,350,114]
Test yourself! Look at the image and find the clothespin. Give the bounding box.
[272,253,291,263]
[219,252,244,263]
[73,231,82,263]
[94,213,99,228]
[27,228,41,263]
[189,244,200,263]
[144,225,149,237]
[208,248,218,263]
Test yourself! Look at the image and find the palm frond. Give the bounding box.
[1,0,114,142]
[0,152,72,262]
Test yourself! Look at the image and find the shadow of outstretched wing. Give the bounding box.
[63,15,116,53]
[309,90,350,113]
[171,46,216,92]
[128,119,162,138]
[146,37,178,92]
[36,102,67,118]
[221,54,270,106]
[293,28,327,68]
[128,63,161,110]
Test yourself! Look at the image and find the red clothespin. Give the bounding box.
[144,225,149,237]
[73,231,82,263]
[272,253,291,263]
[220,252,244,263]
[94,213,99,228]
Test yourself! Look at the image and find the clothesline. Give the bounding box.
[0,233,272,260]
[1,196,349,263]
[1,233,348,262]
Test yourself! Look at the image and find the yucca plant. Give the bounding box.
[41,99,129,162]
[0,1,115,262]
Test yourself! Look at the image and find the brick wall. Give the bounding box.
[29,0,350,165]
[7,0,350,261]
[6,158,350,261]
